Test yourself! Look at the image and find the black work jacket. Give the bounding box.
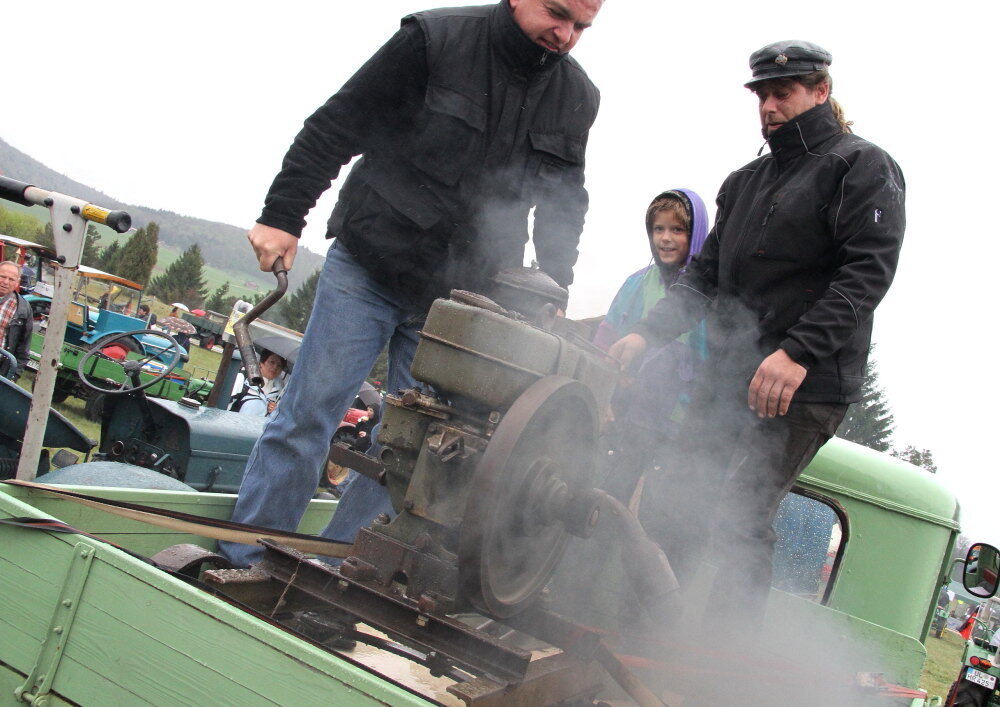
[259,2,599,307]
[2,293,33,381]
[634,102,905,403]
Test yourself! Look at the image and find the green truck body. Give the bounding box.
[0,435,962,704]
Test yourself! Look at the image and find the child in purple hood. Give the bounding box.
[548,190,711,629]
[598,189,710,504]
[594,189,710,351]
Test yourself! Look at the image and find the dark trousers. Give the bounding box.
[708,400,846,628]
[638,382,846,629]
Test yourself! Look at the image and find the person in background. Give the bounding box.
[230,350,287,417]
[595,189,710,507]
[594,189,709,351]
[0,261,33,381]
[137,304,157,327]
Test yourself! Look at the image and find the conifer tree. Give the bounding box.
[891,445,938,473]
[835,354,895,452]
[205,281,237,313]
[278,269,321,333]
[114,222,159,285]
[148,244,209,306]
[96,241,122,273]
[81,224,103,267]
[30,222,101,267]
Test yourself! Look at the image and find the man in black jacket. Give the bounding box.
[611,41,905,627]
[221,0,603,568]
[0,261,33,381]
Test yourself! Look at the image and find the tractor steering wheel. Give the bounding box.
[77,329,183,395]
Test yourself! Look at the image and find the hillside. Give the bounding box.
[0,136,325,291]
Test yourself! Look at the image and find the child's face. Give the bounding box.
[651,209,690,267]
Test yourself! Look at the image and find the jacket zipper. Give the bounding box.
[752,202,777,256]
[729,190,769,291]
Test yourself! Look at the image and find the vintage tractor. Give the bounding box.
[943,544,1000,707]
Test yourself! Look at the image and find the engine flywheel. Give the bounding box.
[459,375,599,618]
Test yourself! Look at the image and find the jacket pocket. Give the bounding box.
[751,186,829,264]
[410,83,487,186]
[529,131,585,184]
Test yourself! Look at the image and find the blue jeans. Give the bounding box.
[219,240,422,567]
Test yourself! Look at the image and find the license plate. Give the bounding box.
[966,667,997,689]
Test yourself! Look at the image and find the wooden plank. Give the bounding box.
[1,491,430,706]
[0,547,160,705]
[6,487,337,536]
[0,662,75,707]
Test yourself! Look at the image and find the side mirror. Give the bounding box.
[964,543,1000,599]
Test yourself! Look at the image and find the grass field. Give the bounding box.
[919,628,965,699]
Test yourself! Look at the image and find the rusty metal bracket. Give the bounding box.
[327,443,386,484]
[15,543,96,705]
[447,652,603,706]
[425,425,485,463]
[256,540,531,684]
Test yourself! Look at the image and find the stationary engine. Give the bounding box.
[336,266,618,618]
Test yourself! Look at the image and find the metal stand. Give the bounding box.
[0,177,131,480]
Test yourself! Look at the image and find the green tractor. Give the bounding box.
[942,545,1000,706]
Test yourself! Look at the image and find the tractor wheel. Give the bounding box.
[84,393,107,422]
[51,383,73,404]
[949,680,991,707]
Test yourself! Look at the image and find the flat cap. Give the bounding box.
[745,40,832,87]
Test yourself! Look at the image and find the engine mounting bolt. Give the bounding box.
[416,615,429,627]
[337,580,349,592]
[488,411,501,424]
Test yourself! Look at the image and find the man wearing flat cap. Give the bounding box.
[612,40,905,627]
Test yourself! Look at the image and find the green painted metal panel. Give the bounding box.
[802,438,958,528]
[766,590,928,689]
[795,438,960,648]
[1,488,427,705]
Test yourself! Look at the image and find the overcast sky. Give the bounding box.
[5,1,999,542]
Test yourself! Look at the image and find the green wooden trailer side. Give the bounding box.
[0,485,429,706]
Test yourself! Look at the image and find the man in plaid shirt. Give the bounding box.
[0,261,34,381]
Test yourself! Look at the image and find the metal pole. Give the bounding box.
[16,193,90,479]
[2,178,132,480]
